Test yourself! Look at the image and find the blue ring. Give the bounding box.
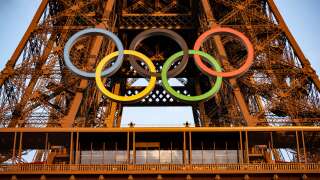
[63,28,124,78]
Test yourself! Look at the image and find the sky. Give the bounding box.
[0,0,319,126]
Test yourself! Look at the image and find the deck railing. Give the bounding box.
[0,163,319,174]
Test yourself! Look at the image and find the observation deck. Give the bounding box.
[1,127,319,179]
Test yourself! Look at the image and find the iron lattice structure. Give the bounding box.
[0,0,320,128]
[0,0,320,179]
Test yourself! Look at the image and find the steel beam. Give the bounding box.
[200,0,257,126]
[0,0,49,86]
[267,0,320,91]
[61,0,116,128]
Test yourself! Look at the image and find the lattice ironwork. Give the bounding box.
[0,0,319,129]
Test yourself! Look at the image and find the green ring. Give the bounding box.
[161,50,223,103]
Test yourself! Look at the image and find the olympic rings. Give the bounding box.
[64,27,254,104]
[161,50,222,103]
[194,27,254,78]
[129,28,189,78]
[64,28,124,78]
[95,50,157,103]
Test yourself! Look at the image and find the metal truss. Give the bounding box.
[0,0,319,129]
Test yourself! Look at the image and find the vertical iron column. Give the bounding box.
[200,0,257,126]
[266,0,320,91]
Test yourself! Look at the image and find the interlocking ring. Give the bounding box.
[129,28,189,78]
[64,28,124,78]
[161,50,222,103]
[193,27,254,77]
[64,27,254,104]
[95,50,157,103]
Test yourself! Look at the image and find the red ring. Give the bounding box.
[193,27,254,78]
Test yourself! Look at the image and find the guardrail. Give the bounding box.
[1,163,319,174]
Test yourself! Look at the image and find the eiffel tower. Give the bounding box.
[0,0,319,179]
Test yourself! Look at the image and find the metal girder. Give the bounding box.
[61,0,116,128]
[0,0,319,129]
[0,0,49,86]
[200,0,257,126]
[266,0,320,92]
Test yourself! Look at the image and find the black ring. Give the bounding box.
[129,28,189,78]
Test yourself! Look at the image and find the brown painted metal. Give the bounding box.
[301,131,307,163]
[8,34,57,127]
[0,126,320,133]
[183,131,186,164]
[11,132,17,164]
[0,0,319,178]
[0,127,319,177]
[69,132,74,164]
[133,131,136,164]
[61,0,116,128]
[127,131,130,163]
[245,131,249,163]
[75,132,80,164]
[267,0,320,91]
[239,131,243,163]
[189,131,192,164]
[1,163,319,174]
[200,0,257,126]
[0,0,49,86]
[0,0,319,128]
[18,132,23,163]
[0,175,319,180]
[296,130,301,162]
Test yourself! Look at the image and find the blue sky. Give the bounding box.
[0,1,319,126]
[274,0,320,73]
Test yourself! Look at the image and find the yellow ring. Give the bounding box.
[95,50,157,103]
